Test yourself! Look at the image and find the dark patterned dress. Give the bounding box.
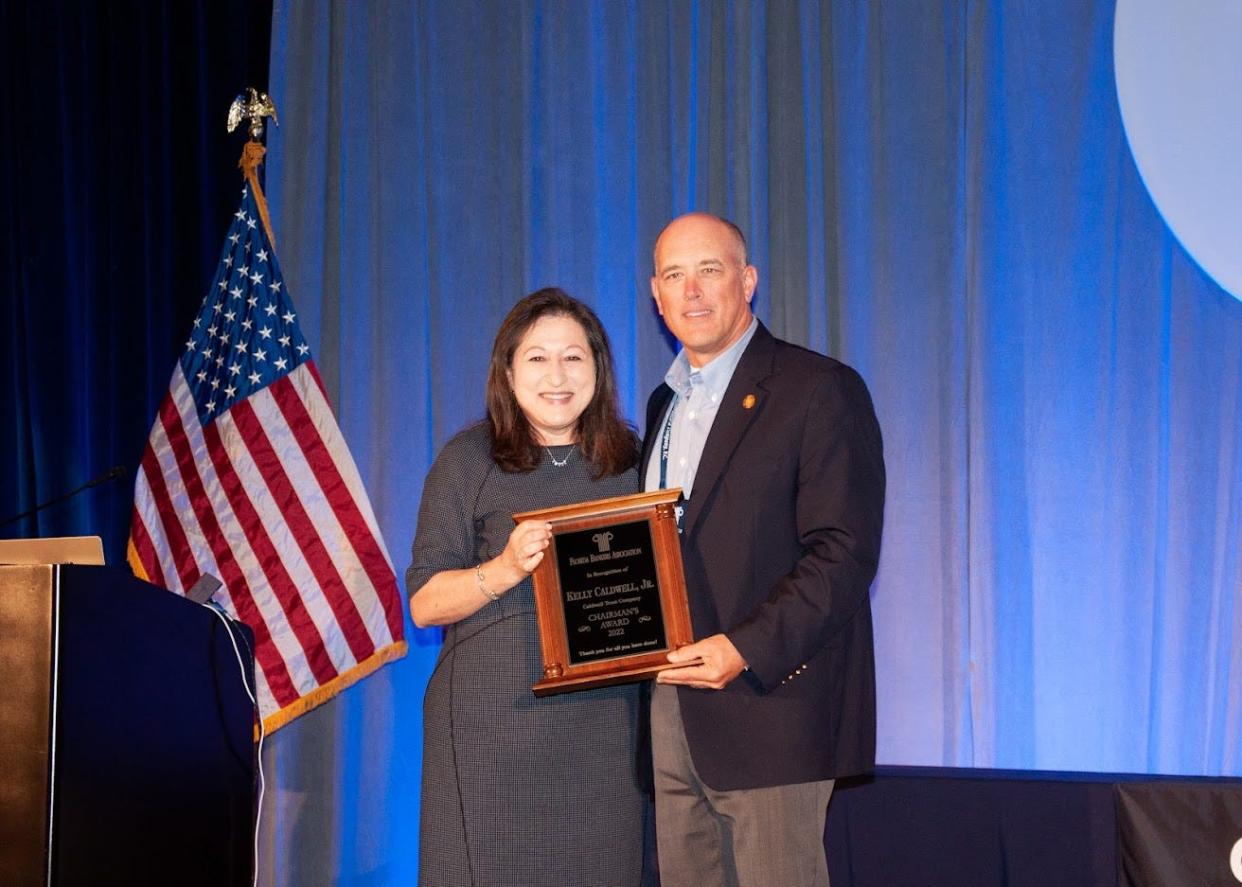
[409,425,644,887]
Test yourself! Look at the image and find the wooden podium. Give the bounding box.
[0,564,256,886]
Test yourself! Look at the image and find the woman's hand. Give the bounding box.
[409,519,555,627]
[412,514,553,626]
[500,520,554,577]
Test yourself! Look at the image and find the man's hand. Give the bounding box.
[656,634,747,689]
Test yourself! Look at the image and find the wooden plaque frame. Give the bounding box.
[514,488,696,697]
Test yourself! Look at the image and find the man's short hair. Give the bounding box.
[717,216,748,264]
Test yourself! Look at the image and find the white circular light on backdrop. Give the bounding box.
[1114,0,1242,302]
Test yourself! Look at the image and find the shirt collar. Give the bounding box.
[664,315,759,399]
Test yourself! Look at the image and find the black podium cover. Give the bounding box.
[0,564,256,886]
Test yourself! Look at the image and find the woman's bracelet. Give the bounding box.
[475,563,500,602]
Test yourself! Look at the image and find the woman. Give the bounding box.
[408,288,644,886]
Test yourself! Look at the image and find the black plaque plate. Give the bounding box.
[554,518,666,665]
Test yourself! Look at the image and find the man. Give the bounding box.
[642,213,885,886]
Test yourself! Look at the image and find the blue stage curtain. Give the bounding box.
[5,0,1239,883]
[0,0,271,555]
[264,4,1240,878]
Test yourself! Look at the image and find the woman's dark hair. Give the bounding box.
[486,287,638,478]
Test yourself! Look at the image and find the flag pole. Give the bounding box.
[227,87,280,246]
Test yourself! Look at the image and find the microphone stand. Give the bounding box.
[0,466,129,529]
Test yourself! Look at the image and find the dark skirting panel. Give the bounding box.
[826,765,1242,887]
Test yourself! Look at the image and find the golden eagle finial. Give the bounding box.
[227,88,279,140]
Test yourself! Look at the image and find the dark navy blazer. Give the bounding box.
[642,322,886,791]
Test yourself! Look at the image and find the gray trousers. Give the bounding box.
[650,684,835,887]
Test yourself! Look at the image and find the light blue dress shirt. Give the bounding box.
[644,316,759,498]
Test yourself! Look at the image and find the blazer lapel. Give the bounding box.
[681,324,776,539]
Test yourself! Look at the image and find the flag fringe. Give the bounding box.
[258,640,409,739]
[126,536,150,582]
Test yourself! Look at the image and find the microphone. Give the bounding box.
[0,464,129,529]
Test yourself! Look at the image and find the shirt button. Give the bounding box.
[679,457,687,466]
[688,412,697,419]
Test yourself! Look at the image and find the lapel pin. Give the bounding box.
[742,393,756,410]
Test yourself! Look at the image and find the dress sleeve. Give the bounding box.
[404,435,480,598]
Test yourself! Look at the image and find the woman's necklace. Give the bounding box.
[546,444,575,468]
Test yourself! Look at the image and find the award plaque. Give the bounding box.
[513,488,697,696]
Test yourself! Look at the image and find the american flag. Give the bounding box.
[129,184,407,733]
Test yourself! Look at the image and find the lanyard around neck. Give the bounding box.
[658,396,676,491]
